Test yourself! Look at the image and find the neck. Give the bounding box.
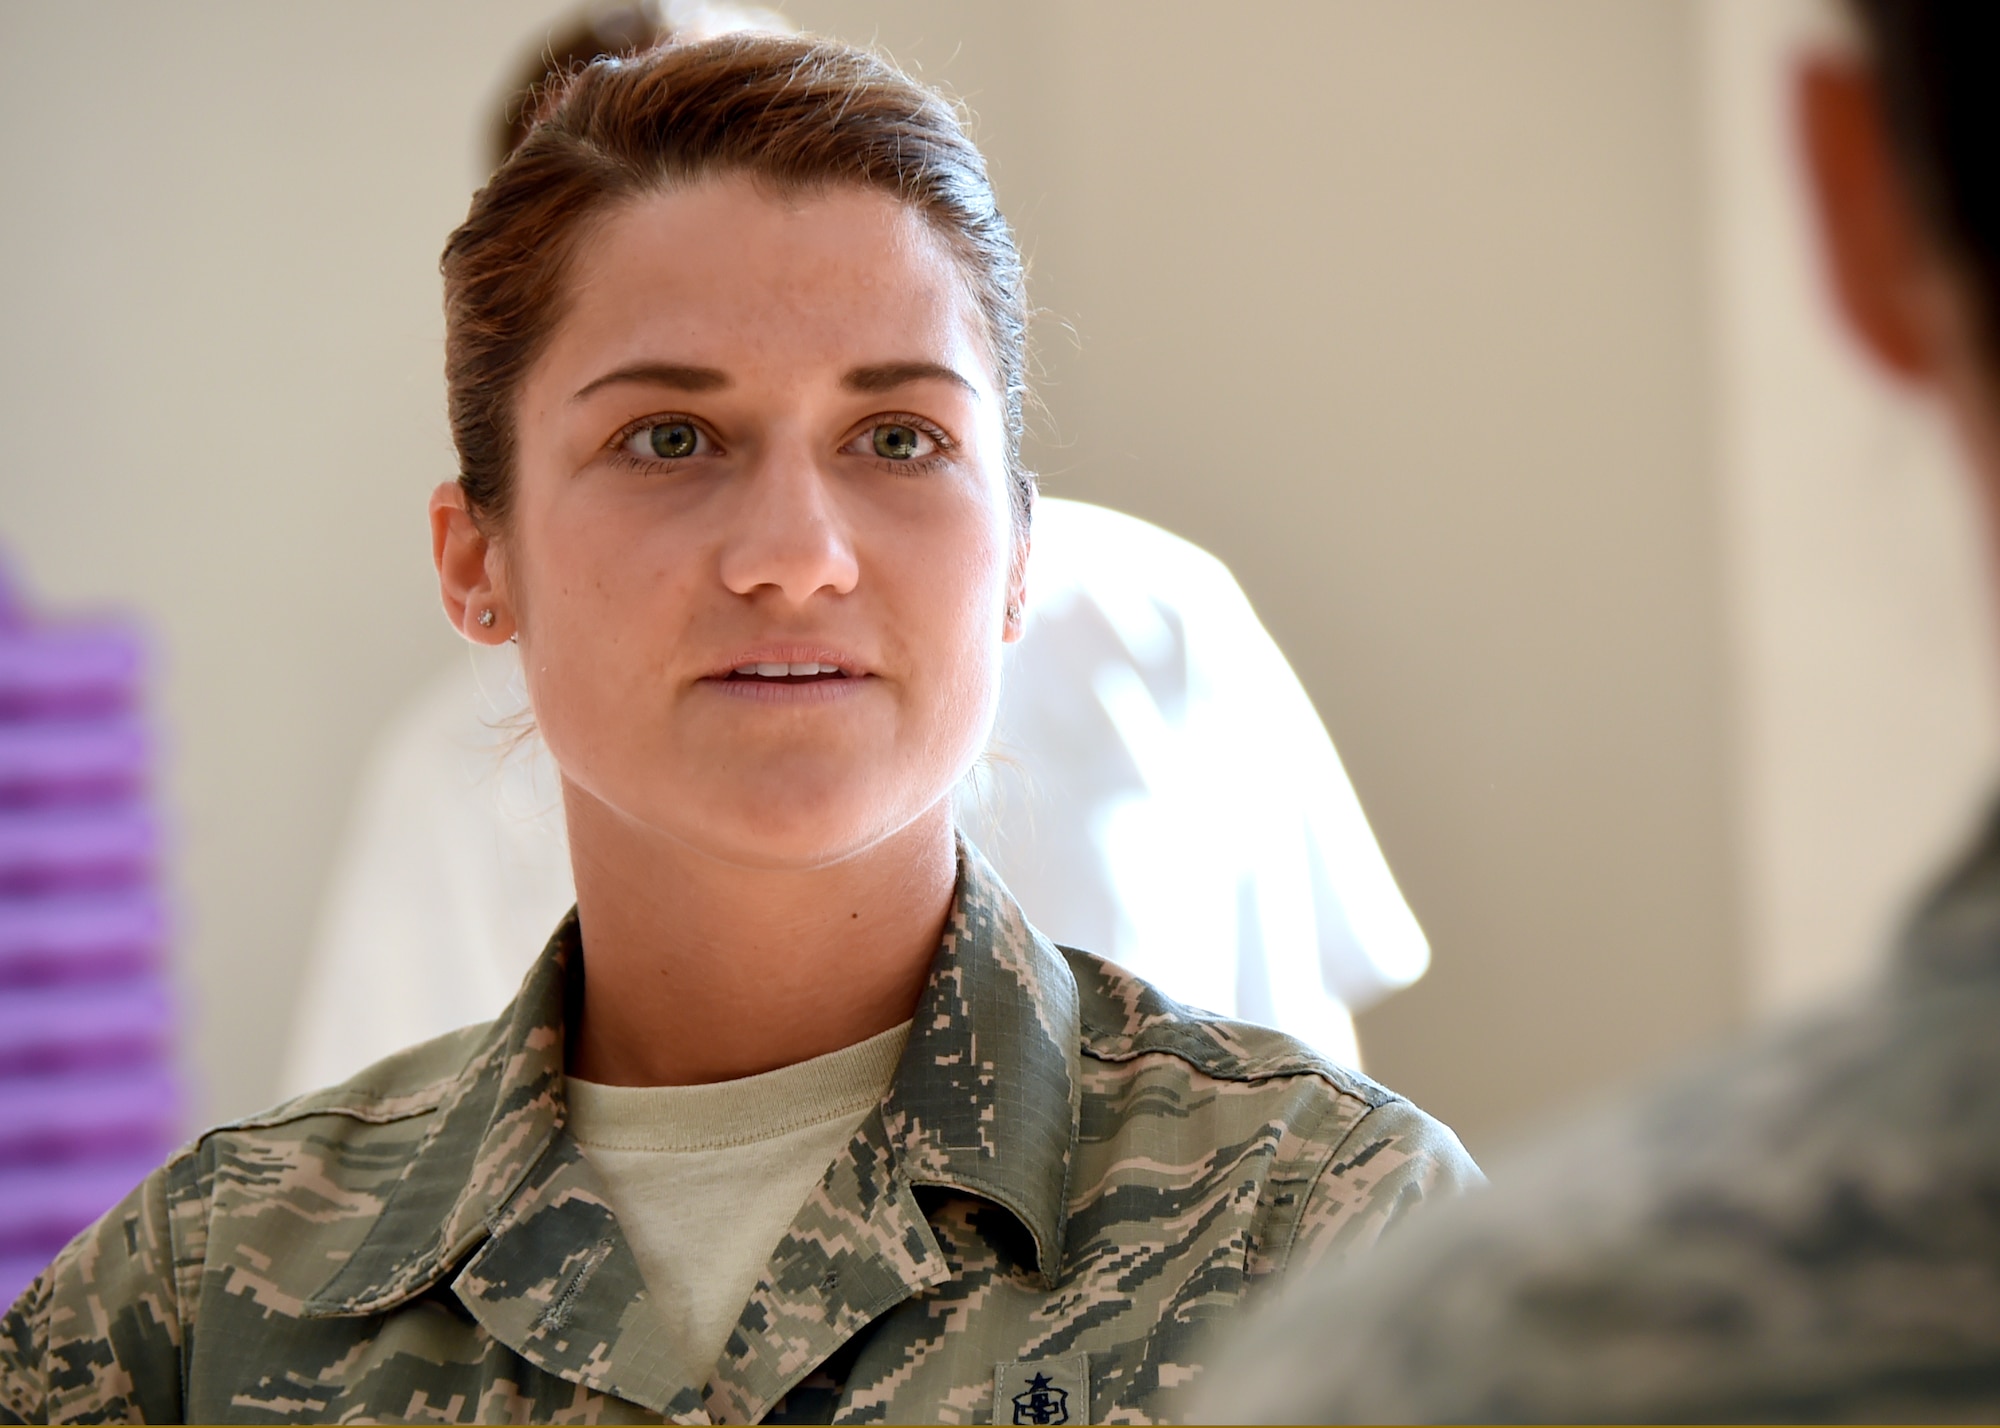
[562,794,956,1087]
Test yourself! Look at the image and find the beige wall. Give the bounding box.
[0,1,1747,1155]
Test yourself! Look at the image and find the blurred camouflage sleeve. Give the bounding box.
[1289,1096,1483,1271]
[0,1160,190,1425]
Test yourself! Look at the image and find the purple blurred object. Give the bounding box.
[0,887,166,984]
[0,625,144,719]
[0,805,156,890]
[0,562,178,1314]
[0,1152,163,1253]
[0,975,173,1074]
[0,1063,179,1164]
[0,716,149,804]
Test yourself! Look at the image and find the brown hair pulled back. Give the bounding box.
[441,32,1032,530]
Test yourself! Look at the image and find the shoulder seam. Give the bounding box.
[1077,1034,1379,1097]
[1263,1079,1363,1279]
[1057,943,1395,1105]
[1271,1094,1431,1280]
[1322,1096,1414,1171]
[195,1079,456,1140]
[162,1151,198,1401]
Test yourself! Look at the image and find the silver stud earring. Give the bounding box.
[1006,602,1021,623]
[477,608,496,629]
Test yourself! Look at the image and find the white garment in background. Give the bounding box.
[282,499,1427,1094]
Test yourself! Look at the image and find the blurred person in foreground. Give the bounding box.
[1197,2,2000,1421]
[281,5,1427,1096]
[1,31,1476,1425]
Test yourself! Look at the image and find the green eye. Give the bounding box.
[873,423,922,460]
[650,422,698,459]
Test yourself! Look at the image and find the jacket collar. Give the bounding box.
[303,836,1081,1316]
[882,838,1081,1286]
[302,913,574,1316]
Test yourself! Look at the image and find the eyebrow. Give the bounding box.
[569,358,978,403]
[571,362,730,402]
[844,361,979,398]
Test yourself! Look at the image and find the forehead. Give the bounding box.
[541,175,989,387]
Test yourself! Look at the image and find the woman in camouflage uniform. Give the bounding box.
[1,33,1478,1425]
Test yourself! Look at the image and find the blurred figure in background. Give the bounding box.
[1198,2,2000,1420]
[283,1,1428,1092]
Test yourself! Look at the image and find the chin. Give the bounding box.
[688,815,923,874]
[670,772,934,872]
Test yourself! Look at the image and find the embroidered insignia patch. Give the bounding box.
[994,1355,1089,1425]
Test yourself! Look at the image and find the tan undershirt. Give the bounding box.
[565,1020,911,1392]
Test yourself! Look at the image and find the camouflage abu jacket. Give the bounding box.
[1,843,1479,1425]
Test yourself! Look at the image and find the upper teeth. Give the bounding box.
[735,662,844,676]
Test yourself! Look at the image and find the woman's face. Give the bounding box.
[492,176,1021,871]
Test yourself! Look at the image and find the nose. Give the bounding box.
[716,441,861,605]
